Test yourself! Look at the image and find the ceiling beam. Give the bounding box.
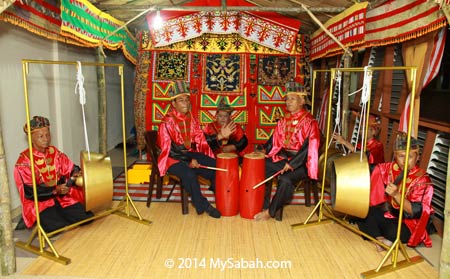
[99,4,346,14]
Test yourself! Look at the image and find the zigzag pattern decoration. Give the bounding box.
[152,83,172,100]
[199,110,248,124]
[259,106,285,126]
[152,103,171,123]
[257,85,285,104]
[200,94,246,108]
[255,128,274,141]
[199,111,215,124]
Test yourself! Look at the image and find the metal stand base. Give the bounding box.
[290,197,423,278]
[361,256,423,278]
[15,195,150,265]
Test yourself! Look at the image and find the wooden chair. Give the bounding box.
[144,130,189,214]
[294,179,319,207]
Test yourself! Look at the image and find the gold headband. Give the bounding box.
[286,91,308,96]
[170,93,190,100]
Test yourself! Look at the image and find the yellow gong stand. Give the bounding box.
[291,66,423,278]
[15,60,151,265]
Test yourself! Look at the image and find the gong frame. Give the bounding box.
[291,66,421,278]
[15,59,151,265]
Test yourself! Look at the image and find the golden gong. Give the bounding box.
[330,152,370,218]
[318,146,344,188]
[80,151,113,212]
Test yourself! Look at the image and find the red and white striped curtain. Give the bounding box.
[399,27,447,137]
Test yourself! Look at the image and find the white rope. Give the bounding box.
[354,66,373,161]
[328,70,343,149]
[74,61,91,160]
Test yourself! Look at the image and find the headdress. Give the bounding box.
[394,133,420,152]
[285,82,311,105]
[168,80,190,100]
[368,115,381,131]
[23,116,50,134]
[217,97,233,113]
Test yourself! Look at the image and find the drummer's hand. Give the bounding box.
[332,133,345,144]
[55,184,70,195]
[219,122,236,139]
[222,145,236,153]
[281,163,293,174]
[189,159,200,168]
[385,183,399,197]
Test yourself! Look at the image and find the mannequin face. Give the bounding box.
[285,94,305,113]
[172,95,191,114]
[395,150,419,171]
[31,127,51,152]
[216,111,231,126]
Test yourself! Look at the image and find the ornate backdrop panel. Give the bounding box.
[203,54,244,95]
[153,52,190,82]
[254,85,285,142]
[137,33,310,150]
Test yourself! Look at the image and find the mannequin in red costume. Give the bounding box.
[358,133,434,250]
[157,81,234,218]
[254,82,320,221]
[14,116,93,232]
[204,98,248,159]
[333,114,384,169]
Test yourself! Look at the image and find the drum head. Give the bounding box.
[244,152,265,160]
[217,152,238,159]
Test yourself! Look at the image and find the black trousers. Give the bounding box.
[167,152,216,214]
[39,200,94,233]
[357,206,411,243]
[263,158,308,217]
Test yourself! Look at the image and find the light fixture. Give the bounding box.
[153,10,163,30]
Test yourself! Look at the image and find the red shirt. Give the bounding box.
[157,109,214,176]
[266,109,320,180]
[370,162,434,247]
[14,146,84,228]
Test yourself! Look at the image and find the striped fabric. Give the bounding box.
[113,174,332,205]
[399,27,446,136]
[422,27,447,88]
[60,0,137,64]
[310,2,368,60]
[365,0,447,47]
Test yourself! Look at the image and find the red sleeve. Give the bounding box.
[306,119,320,180]
[369,163,389,206]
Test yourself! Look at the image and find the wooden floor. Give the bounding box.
[20,201,438,279]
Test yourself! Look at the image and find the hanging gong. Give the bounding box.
[330,152,371,218]
[79,151,113,212]
[318,146,345,188]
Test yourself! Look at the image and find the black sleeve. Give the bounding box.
[67,165,81,186]
[204,133,221,152]
[404,202,423,219]
[231,135,248,153]
[263,135,273,153]
[288,138,309,169]
[23,183,56,201]
[169,142,192,162]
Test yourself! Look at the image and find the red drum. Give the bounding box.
[215,153,240,216]
[239,152,265,219]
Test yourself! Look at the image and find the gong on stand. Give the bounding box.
[291,66,422,278]
[15,59,151,266]
[80,151,113,212]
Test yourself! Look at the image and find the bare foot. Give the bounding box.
[375,243,385,252]
[375,237,392,252]
[254,210,271,221]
